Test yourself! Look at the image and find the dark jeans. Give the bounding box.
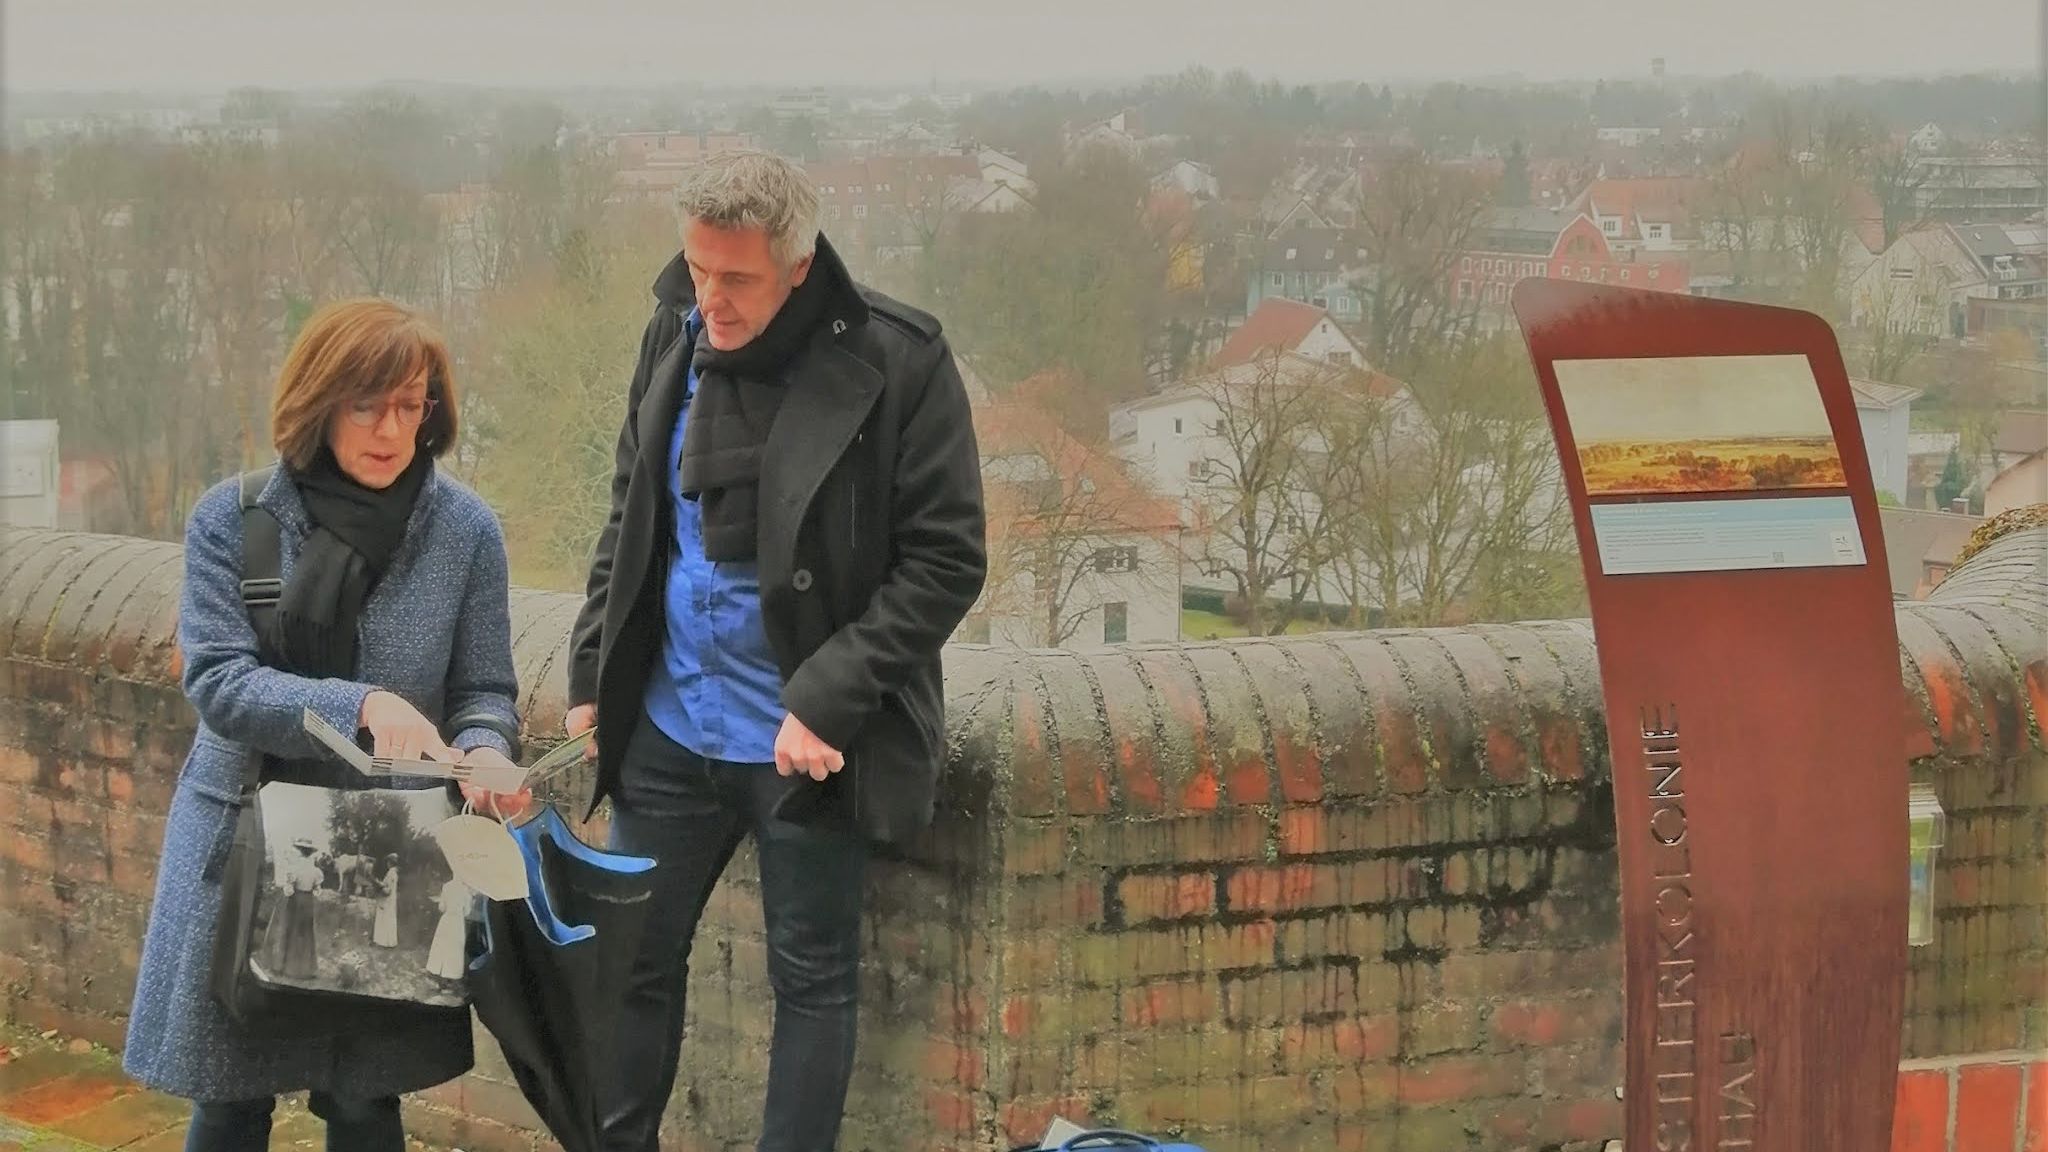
[184,1093,401,1152]
[601,714,868,1152]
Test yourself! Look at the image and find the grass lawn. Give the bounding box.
[1179,608,1344,640]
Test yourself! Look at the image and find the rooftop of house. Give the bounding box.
[975,388,1182,536]
[1256,225,1368,272]
[1877,505,1986,598]
[1214,298,1343,369]
[1849,378,1924,411]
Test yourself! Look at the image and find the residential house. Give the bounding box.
[1990,410,2048,476]
[1912,155,2046,224]
[1146,189,1208,296]
[804,152,984,251]
[1155,160,1222,201]
[967,392,1183,648]
[1985,448,2048,518]
[609,130,757,199]
[1570,177,1708,252]
[1454,207,1688,314]
[1848,222,2046,338]
[1244,223,1369,322]
[1850,377,1923,502]
[1213,298,1369,370]
[977,149,1033,191]
[944,179,1033,214]
[1072,109,1144,156]
[1876,506,1984,598]
[1110,354,1410,606]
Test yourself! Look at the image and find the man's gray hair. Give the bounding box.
[675,149,821,270]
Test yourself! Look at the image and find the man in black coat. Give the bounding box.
[564,150,986,1152]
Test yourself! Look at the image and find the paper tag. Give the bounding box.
[1038,1117,1089,1150]
[433,815,529,901]
[465,762,531,795]
[302,708,461,779]
[524,728,596,786]
[303,708,375,772]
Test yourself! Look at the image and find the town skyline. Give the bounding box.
[7,0,2042,93]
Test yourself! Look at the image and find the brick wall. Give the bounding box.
[2,523,2043,1152]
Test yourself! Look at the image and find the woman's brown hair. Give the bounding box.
[271,298,459,470]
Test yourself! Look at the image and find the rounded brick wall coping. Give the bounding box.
[3,523,2044,815]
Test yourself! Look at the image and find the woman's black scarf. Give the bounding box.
[264,446,432,678]
[676,264,834,563]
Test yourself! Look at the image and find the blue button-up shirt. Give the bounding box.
[643,308,787,765]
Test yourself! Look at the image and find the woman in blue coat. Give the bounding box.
[123,298,523,1152]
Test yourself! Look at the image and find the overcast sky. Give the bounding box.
[6,0,2042,93]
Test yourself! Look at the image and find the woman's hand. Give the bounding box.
[360,691,453,762]
[457,746,533,821]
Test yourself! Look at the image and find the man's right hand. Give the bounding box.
[566,703,599,760]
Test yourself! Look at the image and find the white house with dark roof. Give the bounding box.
[1850,377,1924,502]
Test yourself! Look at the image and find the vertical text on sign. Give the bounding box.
[1645,707,1699,1152]
[1717,1031,1757,1149]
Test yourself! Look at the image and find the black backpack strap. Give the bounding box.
[237,464,283,797]
[238,464,283,638]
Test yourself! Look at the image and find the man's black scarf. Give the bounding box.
[677,264,833,563]
[265,446,432,678]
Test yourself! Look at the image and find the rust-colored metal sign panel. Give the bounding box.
[1512,280,1907,1151]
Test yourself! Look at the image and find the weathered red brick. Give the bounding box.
[1899,615,1987,757]
[1131,649,1223,816]
[2023,1060,2045,1152]
[923,1086,979,1136]
[1225,861,1389,915]
[1118,977,1218,1030]
[1009,683,1058,817]
[920,1036,986,1091]
[1092,654,1167,813]
[1892,1068,1949,1152]
[1278,807,1324,856]
[1334,636,1429,795]
[1544,1096,1623,1143]
[1956,1061,2024,1152]
[1118,872,1216,923]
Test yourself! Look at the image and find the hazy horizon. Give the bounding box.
[7,0,2042,95]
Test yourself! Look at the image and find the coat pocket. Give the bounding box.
[179,729,256,806]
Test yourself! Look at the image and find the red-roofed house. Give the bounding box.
[1571,177,1708,251]
[1455,208,1690,314]
[967,390,1184,648]
[1213,299,1369,370]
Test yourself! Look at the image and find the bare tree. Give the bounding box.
[979,411,1179,647]
[1852,271,1939,384]
[1866,136,1931,249]
[1313,335,1574,626]
[1185,351,1348,635]
[1350,149,1492,374]
[187,140,286,465]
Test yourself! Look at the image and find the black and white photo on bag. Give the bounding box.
[245,779,480,1007]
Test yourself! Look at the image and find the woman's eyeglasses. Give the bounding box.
[345,396,438,429]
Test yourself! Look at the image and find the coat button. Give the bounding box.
[792,568,814,592]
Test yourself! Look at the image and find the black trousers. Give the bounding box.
[600,714,868,1152]
[184,1093,400,1152]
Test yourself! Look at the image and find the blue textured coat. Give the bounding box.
[122,465,519,1103]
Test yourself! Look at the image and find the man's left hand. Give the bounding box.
[775,713,844,781]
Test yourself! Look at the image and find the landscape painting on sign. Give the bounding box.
[1553,354,1847,496]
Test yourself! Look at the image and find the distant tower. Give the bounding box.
[1651,57,1667,79]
